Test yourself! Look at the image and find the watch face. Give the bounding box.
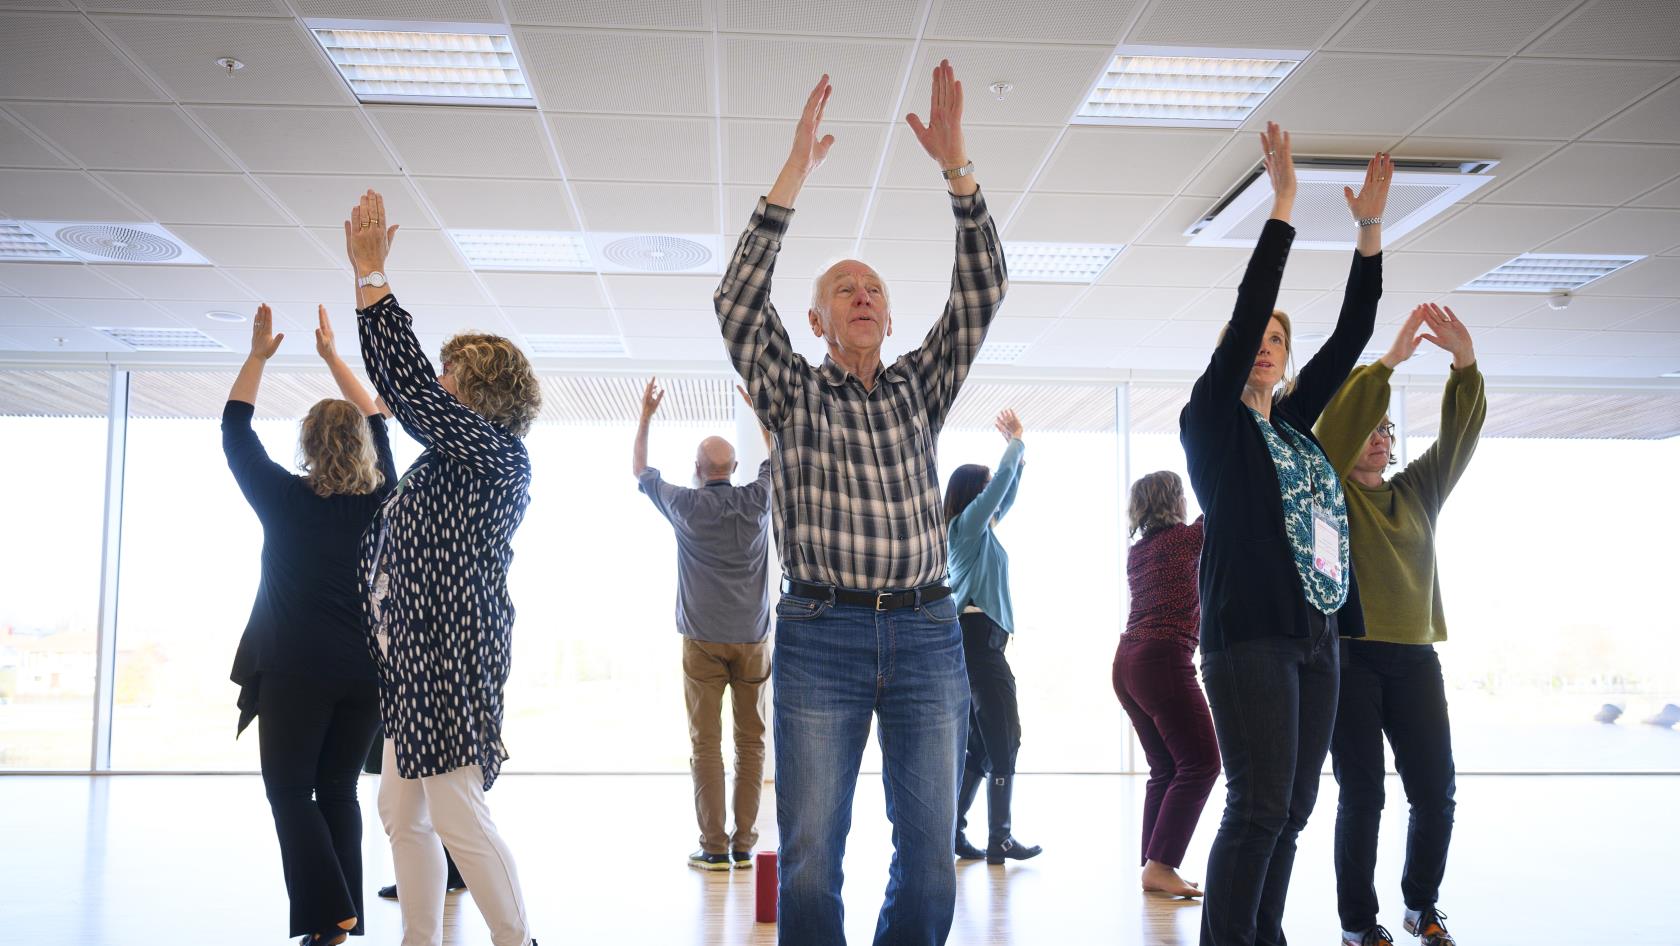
[365,272,386,287]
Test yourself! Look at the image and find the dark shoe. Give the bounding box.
[731,850,753,870]
[445,850,466,891]
[689,849,731,871]
[955,768,986,859]
[377,884,398,901]
[377,875,465,901]
[1342,927,1395,946]
[984,775,1042,864]
[1404,907,1455,946]
[297,934,348,946]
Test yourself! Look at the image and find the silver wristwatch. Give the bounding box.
[1356,216,1382,228]
[357,271,387,289]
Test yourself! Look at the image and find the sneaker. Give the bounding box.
[731,851,753,870]
[688,850,731,871]
[1405,907,1455,946]
[1342,927,1395,946]
[377,884,398,901]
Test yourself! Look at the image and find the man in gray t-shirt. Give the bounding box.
[633,377,773,871]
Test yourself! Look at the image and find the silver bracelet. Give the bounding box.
[941,161,974,181]
[1357,216,1382,228]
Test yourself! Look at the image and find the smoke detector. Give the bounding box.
[18,221,209,265]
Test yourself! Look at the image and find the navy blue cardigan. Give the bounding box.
[1178,218,1382,653]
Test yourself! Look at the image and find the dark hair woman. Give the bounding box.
[226,303,395,945]
[1114,470,1215,899]
[1179,123,1390,946]
[944,409,1042,865]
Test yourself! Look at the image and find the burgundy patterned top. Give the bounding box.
[1124,517,1205,649]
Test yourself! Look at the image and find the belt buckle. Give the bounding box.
[875,590,890,611]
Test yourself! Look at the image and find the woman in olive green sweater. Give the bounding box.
[1315,302,1486,946]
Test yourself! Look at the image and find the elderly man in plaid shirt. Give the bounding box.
[713,61,1008,946]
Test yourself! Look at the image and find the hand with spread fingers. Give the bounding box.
[1418,302,1476,369]
[994,408,1023,442]
[768,75,835,207]
[907,59,973,194]
[1345,152,1393,257]
[641,376,666,422]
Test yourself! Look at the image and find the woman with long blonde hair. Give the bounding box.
[225,304,396,945]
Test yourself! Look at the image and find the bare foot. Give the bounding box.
[1141,859,1204,899]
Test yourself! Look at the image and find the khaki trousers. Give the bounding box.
[682,636,770,854]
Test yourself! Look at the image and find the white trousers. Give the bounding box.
[377,739,531,946]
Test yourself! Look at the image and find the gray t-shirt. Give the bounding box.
[637,460,773,644]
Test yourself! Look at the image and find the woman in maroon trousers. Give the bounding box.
[1114,470,1220,898]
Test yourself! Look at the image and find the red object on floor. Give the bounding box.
[755,851,777,923]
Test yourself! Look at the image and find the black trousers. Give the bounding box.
[1331,639,1456,931]
[1199,611,1339,946]
[959,611,1022,778]
[257,672,381,937]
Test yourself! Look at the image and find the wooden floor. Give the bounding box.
[1,773,1675,944]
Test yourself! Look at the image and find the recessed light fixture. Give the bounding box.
[450,229,591,271]
[307,19,534,105]
[974,341,1031,364]
[0,221,75,261]
[523,334,626,357]
[1073,46,1305,127]
[205,310,247,323]
[1004,242,1125,283]
[1458,254,1644,293]
[98,327,228,351]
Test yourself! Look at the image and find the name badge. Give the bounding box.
[1311,501,1342,583]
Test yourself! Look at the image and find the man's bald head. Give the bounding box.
[696,436,737,481]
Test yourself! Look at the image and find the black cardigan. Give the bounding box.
[1178,218,1382,654]
[224,399,397,734]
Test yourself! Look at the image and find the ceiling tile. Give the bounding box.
[1142,319,1226,349]
[223,268,352,305]
[1607,301,1679,333]
[927,0,1141,44]
[1416,59,1676,140]
[718,0,920,35]
[1035,127,1230,195]
[92,263,256,301]
[617,307,718,339]
[723,36,911,122]
[1526,0,1680,60]
[1539,208,1680,256]
[368,106,557,179]
[0,324,133,352]
[1212,248,1355,291]
[1327,0,1576,55]
[413,177,573,231]
[0,297,74,326]
[1098,245,1248,287]
[571,181,716,233]
[1576,256,1680,296]
[190,105,397,174]
[1483,143,1680,207]
[0,11,166,101]
[1504,295,1667,330]
[869,188,1020,242]
[148,298,294,330]
[378,271,488,307]
[550,114,715,183]
[6,102,234,172]
[1403,204,1605,254]
[625,335,730,363]
[1381,251,1511,292]
[1632,177,1680,209]
[291,0,501,21]
[481,272,606,308]
[775,235,863,280]
[326,228,463,272]
[1019,318,1159,367]
[37,297,179,328]
[257,174,436,230]
[93,171,289,225]
[1587,78,1680,144]
[910,43,1114,127]
[1424,291,1541,327]
[853,239,959,286]
[0,262,135,298]
[993,283,1085,320]
[879,124,1060,193]
[1471,325,1595,355]
[724,119,888,189]
[1125,0,1360,49]
[499,306,617,335]
[604,274,717,309]
[1006,193,1161,244]
[85,1,291,15]
[399,304,510,338]
[165,225,336,269]
[0,111,71,168]
[507,0,704,28]
[518,27,711,114]
[1113,345,1211,370]
[725,187,865,240]
[1183,133,1397,199]
[1066,286,1202,320]
[1394,137,1563,202]
[94,14,352,105]
[0,169,141,221]
[1250,52,1498,136]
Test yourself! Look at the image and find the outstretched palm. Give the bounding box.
[907,59,966,169]
[1345,153,1392,220]
[786,75,835,178]
[250,303,283,359]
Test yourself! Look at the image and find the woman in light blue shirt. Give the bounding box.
[944,409,1042,865]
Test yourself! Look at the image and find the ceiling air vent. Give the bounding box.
[1186,157,1497,250]
[589,232,721,275]
[98,327,228,351]
[523,334,627,357]
[973,342,1031,365]
[20,220,209,265]
[1,221,76,261]
[1458,254,1644,292]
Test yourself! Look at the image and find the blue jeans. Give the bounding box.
[773,592,969,946]
[1199,612,1341,946]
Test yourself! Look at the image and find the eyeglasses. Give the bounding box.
[1374,423,1396,440]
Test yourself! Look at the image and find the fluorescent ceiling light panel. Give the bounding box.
[98,326,227,351]
[1458,254,1645,293]
[1074,46,1305,127]
[974,342,1031,364]
[1005,242,1125,283]
[308,19,533,105]
[0,222,76,262]
[450,229,591,271]
[523,334,626,357]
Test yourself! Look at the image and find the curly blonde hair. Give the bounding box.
[1128,470,1187,539]
[298,398,384,498]
[441,333,542,437]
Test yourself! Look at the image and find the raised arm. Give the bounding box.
[228,303,282,407]
[992,409,1026,522]
[314,304,382,417]
[1285,152,1390,424]
[1182,123,1297,441]
[223,304,292,511]
[954,437,1025,538]
[1316,306,1430,475]
[1397,306,1486,509]
[633,376,663,477]
[738,383,772,454]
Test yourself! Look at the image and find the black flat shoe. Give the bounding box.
[297,933,348,946]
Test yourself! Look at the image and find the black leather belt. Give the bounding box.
[781,577,952,612]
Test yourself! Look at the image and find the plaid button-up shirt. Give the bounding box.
[714,190,1007,591]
